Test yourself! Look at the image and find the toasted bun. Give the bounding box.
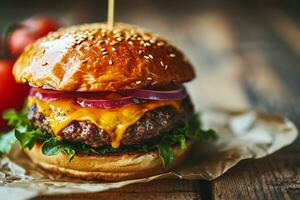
[13,23,195,91]
[25,142,192,181]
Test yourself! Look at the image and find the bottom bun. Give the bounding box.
[25,141,192,181]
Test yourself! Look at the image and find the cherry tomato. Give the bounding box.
[8,16,60,57]
[0,60,29,129]
[8,28,37,57]
[21,17,60,38]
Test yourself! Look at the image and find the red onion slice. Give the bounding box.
[75,97,143,108]
[29,87,186,109]
[29,88,73,100]
[119,87,187,100]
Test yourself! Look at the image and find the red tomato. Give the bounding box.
[21,17,60,38]
[8,28,37,57]
[8,17,60,57]
[0,60,29,129]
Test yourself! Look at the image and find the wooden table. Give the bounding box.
[1,0,299,199]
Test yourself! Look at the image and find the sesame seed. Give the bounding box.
[144,42,151,47]
[102,51,108,55]
[88,35,95,40]
[164,65,168,70]
[116,37,123,42]
[140,40,145,44]
[113,33,122,38]
[138,50,143,55]
[90,30,97,35]
[146,77,153,81]
[157,42,164,46]
[110,41,118,45]
[112,47,117,52]
[150,39,156,44]
[148,54,154,59]
[101,33,106,37]
[100,47,106,52]
[160,61,164,67]
[144,55,150,60]
[109,60,113,65]
[169,53,176,57]
[125,35,131,41]
[136,80,142,85]
[99,40,105,44]
[128,41,133,45]
[81,59,88,64]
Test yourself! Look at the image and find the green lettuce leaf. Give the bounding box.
[179,113,218,142]
[3,108,28,127]
[0,109,217,168]
[15,127,47,150]
[157,143,174,168]
[0,130,16,154]
[42,138,75,161]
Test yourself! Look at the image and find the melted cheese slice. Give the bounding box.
[28,97,181,148]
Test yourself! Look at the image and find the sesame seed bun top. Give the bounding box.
[13,23,195,91]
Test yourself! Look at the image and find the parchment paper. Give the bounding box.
[0,109,298,200]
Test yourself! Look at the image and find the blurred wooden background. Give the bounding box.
[1,0,300,199]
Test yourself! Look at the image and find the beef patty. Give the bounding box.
[28,97,193,148]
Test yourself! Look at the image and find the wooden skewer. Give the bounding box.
[107,0,115,28]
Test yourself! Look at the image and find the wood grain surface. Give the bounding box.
[1,0,299,199]
[33,180,203,200]
[212,145,300,200]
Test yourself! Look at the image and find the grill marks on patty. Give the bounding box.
[28,98,193,148]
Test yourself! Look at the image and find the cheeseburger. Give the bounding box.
[4,23,216,181]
